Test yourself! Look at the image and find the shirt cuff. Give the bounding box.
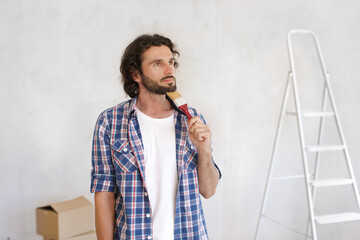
[90,173,116,193]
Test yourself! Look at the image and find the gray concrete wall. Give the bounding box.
[1,0,360,239]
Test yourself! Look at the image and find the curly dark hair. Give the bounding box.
[119,34,180,98]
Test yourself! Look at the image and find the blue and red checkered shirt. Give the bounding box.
[91,97,221,240]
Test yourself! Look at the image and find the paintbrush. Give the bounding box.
[166,91,192,119]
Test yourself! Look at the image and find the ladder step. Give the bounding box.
[311,178,353,187]
[315,212,360,224]
[286,110,334,117]
[272,175,304,181]
[305,145,345,152]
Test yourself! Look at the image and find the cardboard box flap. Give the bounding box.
[50,196,92,213]
[37,205,56,212]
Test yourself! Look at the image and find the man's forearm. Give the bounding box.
[197,148,220,199]
[94,192,115,240]
[187,116,219,199]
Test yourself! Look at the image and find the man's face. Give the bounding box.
[137,45,177,94]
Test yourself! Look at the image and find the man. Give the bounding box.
[91,34,221,240]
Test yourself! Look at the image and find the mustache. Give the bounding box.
[161,75,176,81]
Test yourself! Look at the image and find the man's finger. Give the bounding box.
[188,116,202,128]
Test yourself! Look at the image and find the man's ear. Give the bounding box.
[132,70,141,83]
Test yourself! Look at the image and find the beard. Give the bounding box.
[141,73,177,94]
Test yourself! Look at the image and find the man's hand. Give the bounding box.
[187,116,211,153]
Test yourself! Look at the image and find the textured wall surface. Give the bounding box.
[1,0,360,239]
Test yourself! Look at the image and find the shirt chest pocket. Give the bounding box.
[184,141,198,171]
[112,140,139,173]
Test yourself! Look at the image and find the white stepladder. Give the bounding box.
[254,29,360,240]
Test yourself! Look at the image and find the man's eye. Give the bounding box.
[154,62,161,67]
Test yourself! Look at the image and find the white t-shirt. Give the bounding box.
[136,107,178,240]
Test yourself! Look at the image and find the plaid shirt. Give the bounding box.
[91,97,221,240]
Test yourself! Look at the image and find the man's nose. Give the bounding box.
[164,63,175,75]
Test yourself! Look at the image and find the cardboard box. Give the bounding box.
[36,196,95,240]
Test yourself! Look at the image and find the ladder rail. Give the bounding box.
[306,78,329,239]
[288,30,318,240]
[313,81,329,189]
[254,73,292,240]
[313,79,330,188]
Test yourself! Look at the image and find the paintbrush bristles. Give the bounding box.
[166,91,182,100]
[167,91,186,107]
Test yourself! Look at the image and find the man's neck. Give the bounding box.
[136,92,173,119]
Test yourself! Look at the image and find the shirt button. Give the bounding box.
[123,147,128,152]
[144,192,148,196]
[146,213,150,218]
[147,236,152,240]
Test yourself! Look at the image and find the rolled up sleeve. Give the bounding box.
[90,113,116,193]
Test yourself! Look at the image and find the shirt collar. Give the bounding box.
[128,95,187,118]
[128,97,138,119]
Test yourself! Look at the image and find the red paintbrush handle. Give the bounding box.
[179,105,192,119]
